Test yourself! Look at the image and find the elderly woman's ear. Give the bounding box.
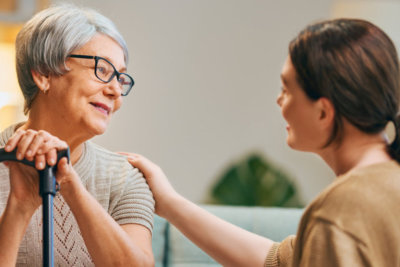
[31,69,51,94]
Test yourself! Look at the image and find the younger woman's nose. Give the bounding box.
[276,92,283,106]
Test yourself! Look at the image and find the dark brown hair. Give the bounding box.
[289,19,400,161]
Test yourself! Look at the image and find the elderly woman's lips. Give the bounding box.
[90,102,111,115]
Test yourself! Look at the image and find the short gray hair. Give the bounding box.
[16,4,129,114]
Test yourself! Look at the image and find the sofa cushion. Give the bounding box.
[153,214,169,266]
[165,205,303,267]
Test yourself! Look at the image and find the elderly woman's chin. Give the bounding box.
[94,120,113,136]
[79,112,113,137]
[92,122,109,136]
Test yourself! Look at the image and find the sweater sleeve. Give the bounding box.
[110,166,155,233]
[265,235,296,267]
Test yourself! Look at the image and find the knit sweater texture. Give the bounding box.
[0,123,155,266]
[265,160,400,267]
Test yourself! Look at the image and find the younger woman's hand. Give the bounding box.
[118,152,181,219]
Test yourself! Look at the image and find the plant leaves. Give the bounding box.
[210,153,303,207]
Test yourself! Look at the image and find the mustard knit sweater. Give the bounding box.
[265,160,400,266]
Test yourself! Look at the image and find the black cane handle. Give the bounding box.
[0,148,70,196]
[0,148,70,166]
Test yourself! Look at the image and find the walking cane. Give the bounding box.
[0,148,70,267]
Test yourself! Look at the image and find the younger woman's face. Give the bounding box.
[277,56,327,152]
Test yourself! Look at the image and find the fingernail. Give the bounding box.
[38,162,44,169]
[5,145,11,151]
[49,159,55,165]
[26,150,32,157]
[17,153,23,160]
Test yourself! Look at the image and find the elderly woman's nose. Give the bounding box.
[105,77,123,97]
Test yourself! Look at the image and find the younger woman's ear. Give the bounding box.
[317,97,335,127]
[31,70,51,93]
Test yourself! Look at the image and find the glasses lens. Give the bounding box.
[96,58,114,82]
[119,74,134,96]
[95,57,134,96]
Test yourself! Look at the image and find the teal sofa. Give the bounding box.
[152,205,303,267]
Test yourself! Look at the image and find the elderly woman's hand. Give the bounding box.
[5,129,68,168]
[4,129,69,213]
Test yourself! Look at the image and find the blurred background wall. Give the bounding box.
[1,0,399,204]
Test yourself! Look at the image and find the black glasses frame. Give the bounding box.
[67,54,134,96]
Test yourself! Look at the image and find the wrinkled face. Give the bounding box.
[48,34,125,137]
[276,56,324,151]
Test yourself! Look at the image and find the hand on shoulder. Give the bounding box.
[118,152,181,219]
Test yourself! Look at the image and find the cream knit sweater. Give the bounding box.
[0,123,155,266]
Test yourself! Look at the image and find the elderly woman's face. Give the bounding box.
[48,34,125,137]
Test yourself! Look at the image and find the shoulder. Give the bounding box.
[85,144,155,230]
[305,160,400,240]
[315,160,400,209]
[83,141,153,199]
[86,142,136,172]
[87,141,128,164]
[83,141,144,183]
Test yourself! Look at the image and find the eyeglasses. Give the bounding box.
[67,54,134,96]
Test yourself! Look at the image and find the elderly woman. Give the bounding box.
[124,18,400,266]
[0,4,154,267]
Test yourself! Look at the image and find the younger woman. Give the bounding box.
[124,18,400,266]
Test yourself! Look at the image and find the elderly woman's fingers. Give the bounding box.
[5,128,27,153]
[25,130,51,157]
[55,157,79,194]
[15,130,37,160]
[4,129,68,168]
[56,157,71,176]
[46,149,57,166]
[37,138,68,155]
[32,133,67,167]
[34,154,46,170]
[35,149,60,169]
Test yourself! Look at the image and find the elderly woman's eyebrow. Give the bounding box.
[101,55,127,72]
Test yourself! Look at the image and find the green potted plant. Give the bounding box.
[208,153,303,207]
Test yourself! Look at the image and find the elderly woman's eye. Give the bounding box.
[118,76,126,84]
[97,66,107,74]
